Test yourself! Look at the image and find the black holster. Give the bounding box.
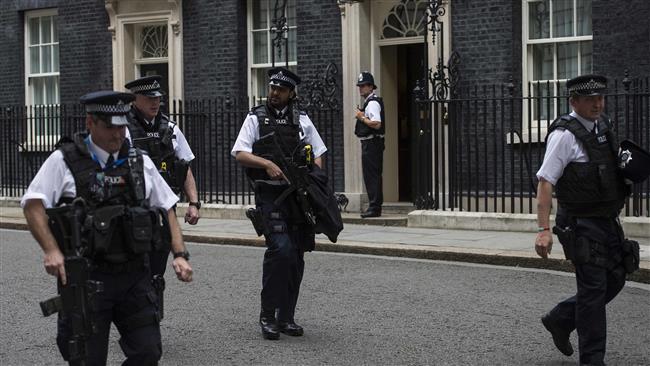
[246,208,266,237]
[621,239,640,274]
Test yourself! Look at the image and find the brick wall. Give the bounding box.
[0,0,113,106]
[451,0,521,90]
[295,1,344,191]
[593,0,650,82]
[182,0,248,99]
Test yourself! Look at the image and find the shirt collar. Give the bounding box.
[570,110,598,133]
[364,93,376,102]
[274,106,289,116]
[87,135,118,167]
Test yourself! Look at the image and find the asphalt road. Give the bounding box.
[1,228,649,366]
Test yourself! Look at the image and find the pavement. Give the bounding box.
[1,205,649,283]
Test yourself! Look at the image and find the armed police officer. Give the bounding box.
[232,67,327,340]
[535,75,641,366]
[22,91,193,365]
[354,71,384,218]
[124,75,199,317]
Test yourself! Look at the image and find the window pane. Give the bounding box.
[557,81,570,114]
[41,16,52,43]
[30,47,40,74]
[580,41,592,74]
[53,44,59,72]
[576,0,592,36]
[532,44,553,80]
[532,81,551,120]
[29,17,39,45]
[42,45,52,73]
[140,25,168,58]
[32,78,44,105]
[557,42,578,79]
[253,31,268,64]
[252,0,268,30]
[45,76,58,104]
[286,0,296,26]
[255,68,269,98]
[288,28,296,62]
[528,0,550,39]
[552,0,573,37]
[52,15,59,43]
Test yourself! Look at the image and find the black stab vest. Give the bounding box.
[58,133,148,262]
[247,103,305,181]
[354,94,385,137]
[548,115,627,217]
[127,108,182,192]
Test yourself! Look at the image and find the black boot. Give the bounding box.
[541,313,573,356]
[259,316,280,340]
[278,321,304,336]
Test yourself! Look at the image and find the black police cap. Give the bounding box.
[268,67,300,90]
[79,90,134,126]
[567,74,607,96]
[619,139,650,184]
[356,71,377,89]
[124,75,164,97]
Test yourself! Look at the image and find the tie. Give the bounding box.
[105,154,115,168]
[592,122,598,135]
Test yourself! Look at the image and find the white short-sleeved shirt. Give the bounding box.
[21,136,179,210]
[125,119,195,162]
[536,111,599,185]
[231,110,328,158]
[364,93,382,122]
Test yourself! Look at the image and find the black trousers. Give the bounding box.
[256,185,311,323]
[548,217,626,365]
[361,137,384,212]
[57,267,161,365]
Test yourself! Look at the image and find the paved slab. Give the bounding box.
[2,206,649,283]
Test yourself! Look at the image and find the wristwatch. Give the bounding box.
[188,201,201,210]
[173,250,190,261]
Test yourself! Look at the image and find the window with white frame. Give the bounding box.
[523,0,592,124]
[25,9,60,147]
[25,9,59,107]
[248,0,297,100]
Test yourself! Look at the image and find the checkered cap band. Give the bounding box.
[568,78,606,93]
[129,80,162,93]
[269,71,297,87]
[84,102,131,115]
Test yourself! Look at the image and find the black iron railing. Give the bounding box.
[0,97,342,205]
[414,77,650,217]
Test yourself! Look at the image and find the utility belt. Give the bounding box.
[553,218,639,274]
[48,204,167,263]
[94,256,147,273]
[358,134,385,141]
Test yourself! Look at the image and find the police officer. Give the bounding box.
[354,71,384,218]
[535,75,631,366]
[124,75,199,316]
[22,91,193,364]
[232,67,327,340]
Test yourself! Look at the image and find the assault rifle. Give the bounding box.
[259,131,316,226]
[39,197,103,366]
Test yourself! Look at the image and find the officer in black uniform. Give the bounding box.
[125,75,199,317]
[232,67,328,340]
[534,75,640,366]
[354,71,385,218]
[22,91,193,365]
